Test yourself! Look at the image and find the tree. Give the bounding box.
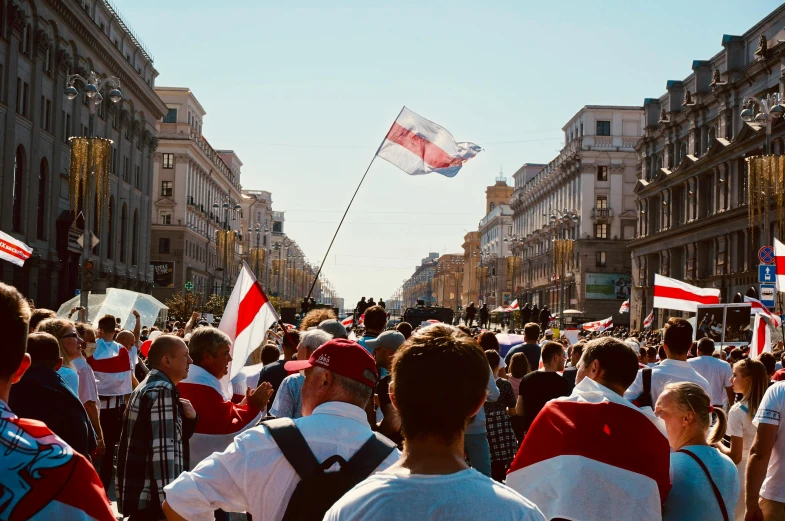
[165,291,203,322]
[202,294,227,317]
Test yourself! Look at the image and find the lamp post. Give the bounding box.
[64,71,123,314]
[247,222,267,284]
[214,201,241,298]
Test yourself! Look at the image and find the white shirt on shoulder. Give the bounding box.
[754,382,785,502]
[163,401,400,521]
[687,356,732,406]
[324,467,546,521]
[624,359,710,405]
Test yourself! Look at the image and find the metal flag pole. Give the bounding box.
[304,107,404,300]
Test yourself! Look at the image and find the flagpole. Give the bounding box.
[305,107,404,302]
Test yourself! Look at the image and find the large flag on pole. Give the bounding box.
[219,262,280,382]
[776,238,785,292]
[0,230,32,267]
[750,312,773,359]
[581,317,613,332]
[643,310,654,329]
[653,274,720,313]
[745,295,782,327]
[376,107,482,177]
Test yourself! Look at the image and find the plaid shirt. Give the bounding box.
[116,369,197,515]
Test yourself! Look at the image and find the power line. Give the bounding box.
[215,136,561,149]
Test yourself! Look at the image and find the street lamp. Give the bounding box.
[213,201,242,298]
[247,223,267,284]
[65,70,123,314]
[740,93,785,155]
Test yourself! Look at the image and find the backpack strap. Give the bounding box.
[642,367,652,406]
[677,449,730,521]
[266,417,320,479]
[344,432,397,482]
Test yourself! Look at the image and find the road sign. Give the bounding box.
[760,246,776,264]
[75,289,80,296]
[185,281,194,291]
[760,264,776,283]
[761,284,776,308]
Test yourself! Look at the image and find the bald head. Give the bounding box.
[148,335,184,369]
[116,330,135,349]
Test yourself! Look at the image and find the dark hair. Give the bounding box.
[363,305,387,332]
[697,337,715,356]
[282,329,300,352]
[188,326,231,364]
[570,341,586,358]
[147,335,184,369]
[523,322,540,341]
[391,324,489,444]
[0,283,31,379]
[98,314,117,334]
[456,325,472,337]
[485,349,501,371]
[541,341,565,364]
[663,317,693,355]
[581,337,640,390]
[477,331,499,352]
[396,322,413,340]
[509,352,531,379]
[647,345,658,359]
[26,332,61,370]
[759,352,776,376]
[299,308,336,331]
[29,308,56,332]
[261,344,281,365]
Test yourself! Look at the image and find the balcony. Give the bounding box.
[591,207,612,219]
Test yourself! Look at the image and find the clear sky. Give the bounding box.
[122,0,780,308]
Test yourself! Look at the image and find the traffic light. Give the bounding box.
[83,259,94,291]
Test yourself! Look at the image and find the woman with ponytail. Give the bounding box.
[656,382,740,521]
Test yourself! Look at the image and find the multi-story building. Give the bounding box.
[402,252,439,308]
[0,0,166,307]
[240,189,274,287]
[150,87,244,302]
[510,106,643,325]
[461,231,480,307]
[432,253,464,311]
[478,175,513,307]
[630,5,785,329]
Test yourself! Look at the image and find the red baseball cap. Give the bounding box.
[284,338,378,388]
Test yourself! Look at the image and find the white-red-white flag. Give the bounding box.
[0,230,32,267]
[341,316,353,328]
[506,378,671,521]
[220,262,280,382]
[582,317,613,332]
[508,299,519,311]
[776,238,785,293]
[745,295,782,327]
[643,310,654,329]
[619,300,630,314]
[653,274,720,313]
[376,107,481,177]
[751,312,773,359]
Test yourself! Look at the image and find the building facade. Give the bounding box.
[240,189,273,288]
[432,253,464,311]
[510,106,643,325]
[478,176,514,307]
[461,230,480,307]
[630,6,785,329]
[402,252,439,308]
[150,87,243,303]
[1,0,165,308]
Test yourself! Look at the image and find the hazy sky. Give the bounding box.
[122,0,779,307]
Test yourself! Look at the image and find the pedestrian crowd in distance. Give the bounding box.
[2,280,785,521]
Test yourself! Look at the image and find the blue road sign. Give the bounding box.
[760,264,776,284]
[761,284,776,308]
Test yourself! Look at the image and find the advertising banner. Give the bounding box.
[585,273,632,300]
[151,261,175,288]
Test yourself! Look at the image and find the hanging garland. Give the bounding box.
[68,137,112,233]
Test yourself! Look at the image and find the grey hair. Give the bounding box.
[299,329,332,355]
[311,366,372,409]
[189,326,232,364]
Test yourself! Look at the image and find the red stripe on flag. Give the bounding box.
[236,281,268,338]
[777,256,785,275]
[0,240,31,261]
[653,285,719,305]
[757,316,767,357]
[385,122,469,170]
[87,348,130,373]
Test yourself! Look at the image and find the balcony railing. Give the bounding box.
[591,207,612,218]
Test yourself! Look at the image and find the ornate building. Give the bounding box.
[0,0,165,308]
[402,252,439,308]
[630,6,785,329]
[510,106,642,326]
[461,230,480,307]
[432,253,464,311]
[478,175,513,307]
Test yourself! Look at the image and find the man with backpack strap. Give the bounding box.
[162,338,400,521]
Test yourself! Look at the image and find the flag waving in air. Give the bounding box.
[643,310,654,329]
[776,238,785,293]
[619,300,630,314]
[581,317,613,332]
[653,274,720,313]
[508,299,519,311]
[751,312,773,359]
[376,107,482,177]
[745,295,782,327]
[341,316,354,328]
[219,262,280,382]
[0,230,32,267]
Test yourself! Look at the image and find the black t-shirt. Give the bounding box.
[518,371,572,433]
[504,343,541,373]
[258,360,289,405]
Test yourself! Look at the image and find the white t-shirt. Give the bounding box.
[624,359,711,406]
[688,356,733,405]
[754,382,785,502]
[71,357,99,405]
[325,468,545,521]
[57,366,79,396]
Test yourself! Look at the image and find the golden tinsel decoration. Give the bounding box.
[216,230,237,264]
[553,239,575,278]
[250,247,266,271]
[747,156,785,240]
[69,137,113,233]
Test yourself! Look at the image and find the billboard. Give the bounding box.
[696,303,752,346]
[151,261,175,288]
[585,273,631,300]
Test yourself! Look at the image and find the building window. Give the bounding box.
[120,203,127,262]
[132,210,138,265]
[159,238,170,254]
[107,197,114,259]
[595,223,608,239]
[12,146,24,232]
[135,166,140,189]
[123,157,129,182]
[596,195,607,209]
[597,166,608,181]
[37,159,47,240]
[162,153,174,169]
[159,211,172,225]
[161,181,173,197]
[596,251,606,267]
[596,120,611,136]
[44,99,51,131]
[163,108,177,123]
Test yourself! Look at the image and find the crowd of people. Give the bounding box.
[4,284,785,520]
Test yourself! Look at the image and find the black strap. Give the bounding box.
[344,432,396,482]
[642,367,652,406]
[266,418,320,479]
[677,449,730,521]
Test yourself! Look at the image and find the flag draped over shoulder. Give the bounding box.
[506,378,670,521]
[653,273,720,313]
[376,107,481,177]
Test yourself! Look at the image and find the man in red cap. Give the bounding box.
[162,338,400,521]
